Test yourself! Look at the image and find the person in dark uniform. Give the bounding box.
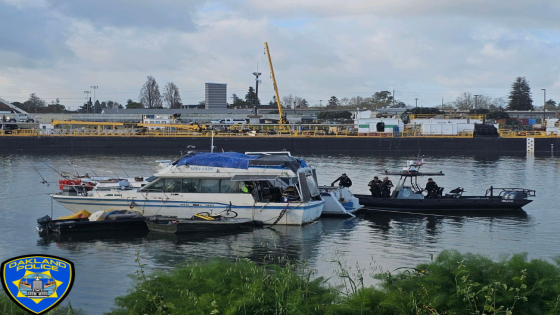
[332,173,352,187]
[425,178,439,199]
[380,177,393,198]
[368,176,382,197]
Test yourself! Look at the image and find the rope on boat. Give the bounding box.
[267,202,295,228]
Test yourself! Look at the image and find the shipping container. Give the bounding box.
[519,118,529,125]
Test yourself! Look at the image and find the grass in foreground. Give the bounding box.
[106,250,560,315]
[2,250,560,314]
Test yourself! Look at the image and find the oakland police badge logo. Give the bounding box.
[1,255,75,315]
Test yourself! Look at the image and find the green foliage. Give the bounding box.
[317,111,352,120]
[0,292,85,315]
[545,99,556,110]
[108,250,560,315]
[508,77,533,110]
[245,86,259,105]
[327,96,339,108]
[406,107,444,115]
[125,99,144,109]
[108,256,335,315]
[369,250,560,315]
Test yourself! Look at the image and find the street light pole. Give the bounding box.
[252,71,261,111]
[415,98,418,108]
[319,100,322,107]
[473,95,479,111]
[83,91,91,113]
[91,86,99,113]
[542,89,546,122]
[293,101,296,114]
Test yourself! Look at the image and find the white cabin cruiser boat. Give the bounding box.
[52,152,324,225]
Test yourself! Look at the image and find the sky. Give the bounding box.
[1,0,560,110]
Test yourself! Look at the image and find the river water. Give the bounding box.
[0,152,557,314]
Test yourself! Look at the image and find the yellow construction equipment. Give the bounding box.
[264,42,289,126]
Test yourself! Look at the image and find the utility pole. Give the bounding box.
[415,98,418,108]
[83,91,91,113]
[319,100,322,107]
[542,89,546,122]
[293,101,296,114]
[392,89,395,107]
[252,69,261,114]
[91,86,99,113]
[474,95,479,110]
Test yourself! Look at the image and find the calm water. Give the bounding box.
[0,153,558,314]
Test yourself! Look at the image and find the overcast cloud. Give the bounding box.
[0,0,559,109]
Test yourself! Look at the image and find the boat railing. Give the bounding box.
[484,186,536,198]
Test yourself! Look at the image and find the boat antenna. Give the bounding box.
[85,164,98,177]
[31,163,49,186]
[42,161,67,178]
[68,162,80,177]
[120,165,129,177]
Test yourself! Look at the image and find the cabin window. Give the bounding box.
[146,179,164,192]
[305,174,320,197]
[182,179,200,192]
[220,180,242,193]
[164,178,183,192]
[200,179,220,193]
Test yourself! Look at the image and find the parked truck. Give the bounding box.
[210,118,247,124]
[0,97,38,123]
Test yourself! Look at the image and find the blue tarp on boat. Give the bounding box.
[176,152,259,169]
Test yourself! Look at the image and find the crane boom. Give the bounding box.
[264,42,288,125]
[0,97,29,115]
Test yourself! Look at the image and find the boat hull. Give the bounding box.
[38,218,148,235]
[51,195,324,226]
[356,194,532,211]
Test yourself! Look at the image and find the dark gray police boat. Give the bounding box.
[356,160,535,212]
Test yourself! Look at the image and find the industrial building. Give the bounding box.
[204,83,227,109]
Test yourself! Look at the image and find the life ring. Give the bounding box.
[518,132,526,136]
[303,132,312,137]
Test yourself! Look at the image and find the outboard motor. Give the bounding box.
[503,191,527,200]
[36,215,53,236]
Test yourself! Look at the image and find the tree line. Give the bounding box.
[2,76,552,114]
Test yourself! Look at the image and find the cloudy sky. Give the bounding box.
[1,0,559,109]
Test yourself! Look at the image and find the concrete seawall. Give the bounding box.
[1,136,558,156]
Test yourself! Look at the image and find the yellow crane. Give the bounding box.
[264,42,289,125]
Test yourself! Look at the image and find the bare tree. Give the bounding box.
[24,93,46,109]
[139,76,162,108]
[281,94,306,109]
[452,92,475,110]
[163,82,182,109]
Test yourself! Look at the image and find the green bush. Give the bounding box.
[0,292,84,315]
[108,258,335,315]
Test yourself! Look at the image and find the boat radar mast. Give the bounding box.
[264,42,289,126]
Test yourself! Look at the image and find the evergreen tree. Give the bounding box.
[231,94,245,107]
[245,86,257,105]
[545,99,556,110]
[327,96,339,108]
[507,77,533,110]
[269,96,278,106]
